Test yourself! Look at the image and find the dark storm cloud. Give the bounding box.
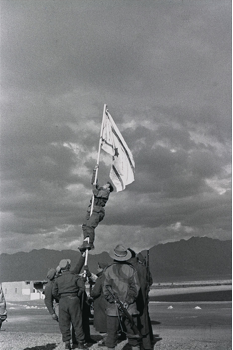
[0,0,231,254]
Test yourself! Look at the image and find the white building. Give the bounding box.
[2,281,46,301]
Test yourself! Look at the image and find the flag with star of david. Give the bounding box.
[101,107,135,192]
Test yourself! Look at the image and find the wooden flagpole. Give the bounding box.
[84,104,107,267]
[90,104,107,215]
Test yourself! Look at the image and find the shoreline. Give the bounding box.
[150,283,231,295]
[149,282,232,302]
[151,279,232,288]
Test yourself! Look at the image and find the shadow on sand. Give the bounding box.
[119,332,162,350]
[151,320,161,325]
[153,334,163,344]
[24,344,57,350]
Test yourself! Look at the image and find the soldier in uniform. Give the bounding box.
[79,165,114,251]
[102,244,141,350]
[44,268,59,322]
[54,252,96,347]
[52,258,86,350]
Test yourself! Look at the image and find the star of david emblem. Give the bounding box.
[113,147,119,160]
[114,148,119,157]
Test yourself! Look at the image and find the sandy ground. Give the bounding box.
[0,327,231,350]
[0,284,231,350]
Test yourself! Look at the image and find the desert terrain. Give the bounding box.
[0,281,231,350]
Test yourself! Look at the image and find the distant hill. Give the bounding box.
[141,236,232,282]
[0,237,231,283]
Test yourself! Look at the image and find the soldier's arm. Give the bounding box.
[92,183,99,196]
[126,269,140,305]
[90,277,102,299]
[52,280,59,300]
[44,284,54,315]
[71,252,85,274]
[102,269,115,303]
[76,276,85,295]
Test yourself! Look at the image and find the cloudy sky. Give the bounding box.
[1,0,231,255]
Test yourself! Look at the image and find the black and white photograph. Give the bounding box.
[0,1,231,349]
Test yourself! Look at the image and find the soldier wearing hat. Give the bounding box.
[44,268,59,322]
[52,258,86,350]
[102,244,141,350]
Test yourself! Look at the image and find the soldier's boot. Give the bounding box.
[78,241,92,252]
[88,241,95,250]
[65,341,71,349]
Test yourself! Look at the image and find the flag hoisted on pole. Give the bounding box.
[100,104,135,192]
[83,104,135,266]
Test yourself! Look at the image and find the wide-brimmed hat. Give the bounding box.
[59,259,71,270]
[109,244,132,261]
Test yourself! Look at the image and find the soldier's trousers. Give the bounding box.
[58,296,85,343]
[82,209,105,244]
[105,315,139,348]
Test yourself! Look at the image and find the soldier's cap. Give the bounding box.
[109,244,132,261]
[59,259,71,270]
[56,265,61,274]
[137,252,145,263]
[98,261,109,269]
[47,268,56,280]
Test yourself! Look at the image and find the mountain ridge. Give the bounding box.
[0,237,231,283]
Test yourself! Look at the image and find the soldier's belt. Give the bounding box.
[60,292,78,297]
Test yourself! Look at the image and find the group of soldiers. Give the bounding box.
[44,245,153,350]
[44,168,153,350]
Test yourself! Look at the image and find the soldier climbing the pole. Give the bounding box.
[78,105,135,253]
[79,165,114,251]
